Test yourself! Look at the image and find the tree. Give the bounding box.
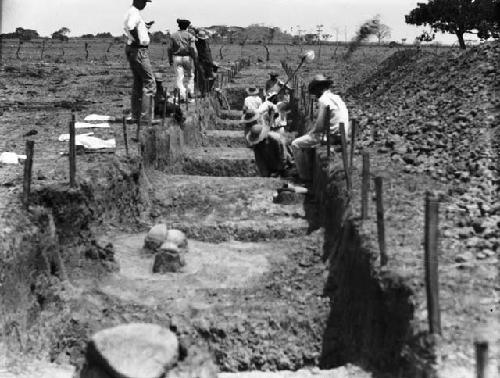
[15,27,39,41]
[405,0,499,49]
[95,32,113,38]
[376,23,391,44]
[52,27,70,41]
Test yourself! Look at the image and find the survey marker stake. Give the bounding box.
[424,192,441,334]
[361,152,370,220]
[375,176,387,266]
[22,140,35,208]
[339,122,351,191]
[69,112,77,188]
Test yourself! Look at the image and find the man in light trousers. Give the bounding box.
[169,19,197,102]
[124,0,156,123]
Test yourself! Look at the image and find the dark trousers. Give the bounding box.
[125,45,156,119]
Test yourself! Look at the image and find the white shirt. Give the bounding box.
[124,6,149,46]
[244,95,263,112]
[318,91,349,135]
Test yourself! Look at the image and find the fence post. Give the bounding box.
[374,176,387,266]
[69,112,77,188]
[325,106,331,158]
[22,140,35,208]
[350,118,357,168]
[339,122,351,190]
[424,193,441,334]
[162,88,167,127]
[474,337,489,378]
[122,115,129,157]
[361,152,370,220]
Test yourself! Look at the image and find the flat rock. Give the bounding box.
[86,323,179,378]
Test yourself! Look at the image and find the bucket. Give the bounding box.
[293,147,315,181]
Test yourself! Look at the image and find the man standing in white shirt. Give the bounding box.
[124,0,156,124]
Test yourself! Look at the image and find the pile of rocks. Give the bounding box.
[348,41,499,261]
[144,224,188,273]
[79,323,217,378]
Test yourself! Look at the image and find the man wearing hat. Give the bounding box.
[258,91,279,130]
[291,74,349,149]
[194,29,214,95]
[264,72,280,98]
[168,19,198,102]
[123,0,156,124]
[246,123,293,177]
[242,87,263,113]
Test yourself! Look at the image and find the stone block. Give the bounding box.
[152,242,185,273]
[83,323,179,378]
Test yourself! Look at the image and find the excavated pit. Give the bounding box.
[0,64,437,378]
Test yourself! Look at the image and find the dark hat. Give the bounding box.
[177,19,191,28]
[308,74,333,94]
[269,72,279,78]
[246,87,259,95]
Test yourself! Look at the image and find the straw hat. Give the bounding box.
[308,74,333,95]
[246,124,268,146]
[197,29,209,40]
[246,87,259,95]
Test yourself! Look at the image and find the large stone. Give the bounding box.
[152,242,185,273]
[144,224,168,251]
[165,229,188,249]
[84,323,179,378]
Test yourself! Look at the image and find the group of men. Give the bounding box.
[124,0,215,123]
[242,73,350,179]
[124,0,350,181]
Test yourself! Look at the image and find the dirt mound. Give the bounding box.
[349,42,499,260]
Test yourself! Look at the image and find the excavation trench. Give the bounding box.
[2,82,422,378]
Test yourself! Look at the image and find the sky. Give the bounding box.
[1,0,461,44]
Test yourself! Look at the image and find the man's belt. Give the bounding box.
[173,53,190,57]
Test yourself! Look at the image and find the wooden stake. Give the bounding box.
[350,118,357,168]
[424,193,441,334]
[136,114,141,142]
[374,176,387,266]
[69,112,77,188]
[162,89,167,127]
[148,94,153,127]
[475,339,489,378]
[339,122,351,190]
[325,106,331,158]
[22,140,34,208]
[361,152,370,220]
[122,116,129,157]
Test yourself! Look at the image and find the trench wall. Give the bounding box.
[0,157,150,348]
[312,150,434,376]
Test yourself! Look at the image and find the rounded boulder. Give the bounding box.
[165,229,188,249]
[144,224,168,251]
[85,323,179,378]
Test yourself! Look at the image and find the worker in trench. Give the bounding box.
[123,0,156,124]
[168,19,198,103]
[291,74,349,151]
[244,111,294,177]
